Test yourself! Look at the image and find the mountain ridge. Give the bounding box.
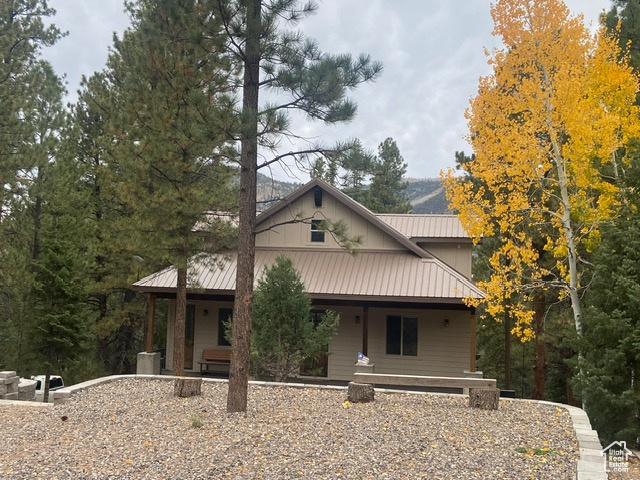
[256,173,451,214]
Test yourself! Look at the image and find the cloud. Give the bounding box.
[41,0,610,180]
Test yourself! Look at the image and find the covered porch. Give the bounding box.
[141,292,477,382]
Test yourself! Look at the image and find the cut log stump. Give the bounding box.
[348,381,374,403]
[174,377,202,397]
[469,387,500,410]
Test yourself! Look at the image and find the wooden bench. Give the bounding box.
[198,349,232,373]
[353,372,497,390]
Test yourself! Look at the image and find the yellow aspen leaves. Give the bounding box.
[443,0,640,339]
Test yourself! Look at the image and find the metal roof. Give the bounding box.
[133,249,483,302]
[376,214,469,240]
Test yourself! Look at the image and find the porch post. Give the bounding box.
[362,304,369,356]
[146,293,156,353]
[469,310,476,372]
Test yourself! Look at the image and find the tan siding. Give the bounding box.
[256,190,405,251]
[421,244,472,278]
[326,307,471,381]
[166,301,471,380]
[165,300,233,372]
[325,306,365,380]
[365,308,470,379]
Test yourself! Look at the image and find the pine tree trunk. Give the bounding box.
[504,308,511,390]
[227,0,261,414]
[43,371,51,404]
[173,266,187,377]
[532,291,546,400]
[348,382,374,403]
[469,387,500,410]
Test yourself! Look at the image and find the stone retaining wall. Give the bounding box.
[0,371,36,401]
[0,371,20,400]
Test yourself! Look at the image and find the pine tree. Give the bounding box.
[101,0,239,377]
[69,73,148,375]
[582,158,640,446]
[0,1,64,370]
[251,255,339,382]
[580,0,640,445]
[30,157,93,400]
[366,138,411,213]
[0,1,62,218]
[220,0,381,412]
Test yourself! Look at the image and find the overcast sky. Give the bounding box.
[42,0,611,181]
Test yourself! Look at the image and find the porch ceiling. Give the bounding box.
[133,249,483,302]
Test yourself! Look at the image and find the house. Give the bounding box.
[132,178,483,381]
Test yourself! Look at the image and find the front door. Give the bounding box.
[184,304,195,369]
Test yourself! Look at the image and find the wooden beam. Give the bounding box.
[146,293,156,353]
[353,372,496,389]
[362,305,369,356]
[470,312,477,372]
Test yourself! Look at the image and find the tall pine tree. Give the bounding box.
[102,0,239,377]
[366,138,411,213]
[219,0,382,412]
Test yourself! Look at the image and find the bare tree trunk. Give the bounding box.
[227,0,261,413]
[532,291,546,400]
[504,309,511,390]
[172,266,187,377]
[43,371,50,404]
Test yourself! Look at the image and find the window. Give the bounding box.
[386,315,418,356]
[309,310,325,326]
[310,219,325,243]
[218,308,233,346]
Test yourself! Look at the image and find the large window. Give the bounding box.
[386,315,418,356]
[310,219,325,243]
[218,308,233,346]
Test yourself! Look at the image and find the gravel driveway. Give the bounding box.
[0,378,578,479]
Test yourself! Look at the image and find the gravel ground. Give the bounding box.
[1,379,578,479]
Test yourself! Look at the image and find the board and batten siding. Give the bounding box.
[366,308,470,378]
[164,301,471,380]
[256,189,405,251]
[328,307,471,381]
[419,243,473,279]
[323,306,364,380]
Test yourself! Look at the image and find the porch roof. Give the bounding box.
[133,248,483,303]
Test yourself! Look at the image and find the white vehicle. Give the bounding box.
[31,375,64,402]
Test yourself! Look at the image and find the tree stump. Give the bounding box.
[469,387,500,410]
[174,377,202,397]
[348,381,374,403]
